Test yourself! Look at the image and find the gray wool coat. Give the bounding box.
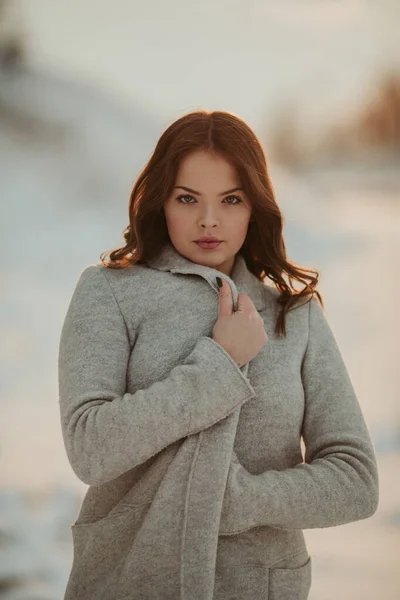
[58,240,379,600]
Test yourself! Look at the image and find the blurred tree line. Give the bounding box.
[269,71,400,167]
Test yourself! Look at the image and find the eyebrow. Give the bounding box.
[174,185,244,196]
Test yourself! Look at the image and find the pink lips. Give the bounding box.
[195,241,222,249]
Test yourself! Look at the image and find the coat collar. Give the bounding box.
[146,240,265,312]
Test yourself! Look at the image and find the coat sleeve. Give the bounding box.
[58,264,256,486]
[219,296,379,534]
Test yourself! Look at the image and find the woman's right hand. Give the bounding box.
[212,277,268,368]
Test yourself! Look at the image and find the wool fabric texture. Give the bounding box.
[58,240,379,599]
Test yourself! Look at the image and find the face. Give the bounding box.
[163,149,253,277]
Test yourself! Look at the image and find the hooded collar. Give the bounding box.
[146,240,265,312]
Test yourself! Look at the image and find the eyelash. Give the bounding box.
[176,194,243,205]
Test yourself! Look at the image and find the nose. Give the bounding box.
[198,207,220,228]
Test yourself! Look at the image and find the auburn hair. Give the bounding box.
[100,109,323,337]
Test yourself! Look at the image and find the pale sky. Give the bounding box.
[20,0,400,132]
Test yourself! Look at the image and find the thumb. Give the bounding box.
[217,277,233,317]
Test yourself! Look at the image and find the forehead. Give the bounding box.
[176,150,240,184]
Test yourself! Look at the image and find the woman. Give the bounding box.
[58,110,379,600]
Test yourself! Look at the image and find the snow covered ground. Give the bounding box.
[0,64,399,598]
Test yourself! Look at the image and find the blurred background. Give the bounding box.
[0,0,399,598]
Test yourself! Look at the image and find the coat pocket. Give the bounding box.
[268,553,312,600]
[214,564,270,600]
[64,503,151,600]
[213,553,311,600]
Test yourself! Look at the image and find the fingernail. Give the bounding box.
[216,276,223,288]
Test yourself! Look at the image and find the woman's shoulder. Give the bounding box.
[261,281,317,312]
[260,282,317,341]
[260,280,311,309]
[71,260,149,286]
[73,261,151,301]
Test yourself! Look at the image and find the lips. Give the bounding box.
[195,240,222,249]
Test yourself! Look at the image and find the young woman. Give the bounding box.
[58,110,379,600]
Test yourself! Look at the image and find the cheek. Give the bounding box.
[164,204,180,224]
[170,213,188,228]
[164,209,189,235]
[233,215,251,236]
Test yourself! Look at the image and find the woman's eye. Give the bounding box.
[225,195,242,205]
[176,194,242,205]
[176,194,194,204]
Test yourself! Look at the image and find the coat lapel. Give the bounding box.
[144,240,263,598]
[146,240,265,313]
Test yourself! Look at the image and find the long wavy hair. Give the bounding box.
[100,109,323,337]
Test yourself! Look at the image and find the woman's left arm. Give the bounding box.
[219,296,379,534]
